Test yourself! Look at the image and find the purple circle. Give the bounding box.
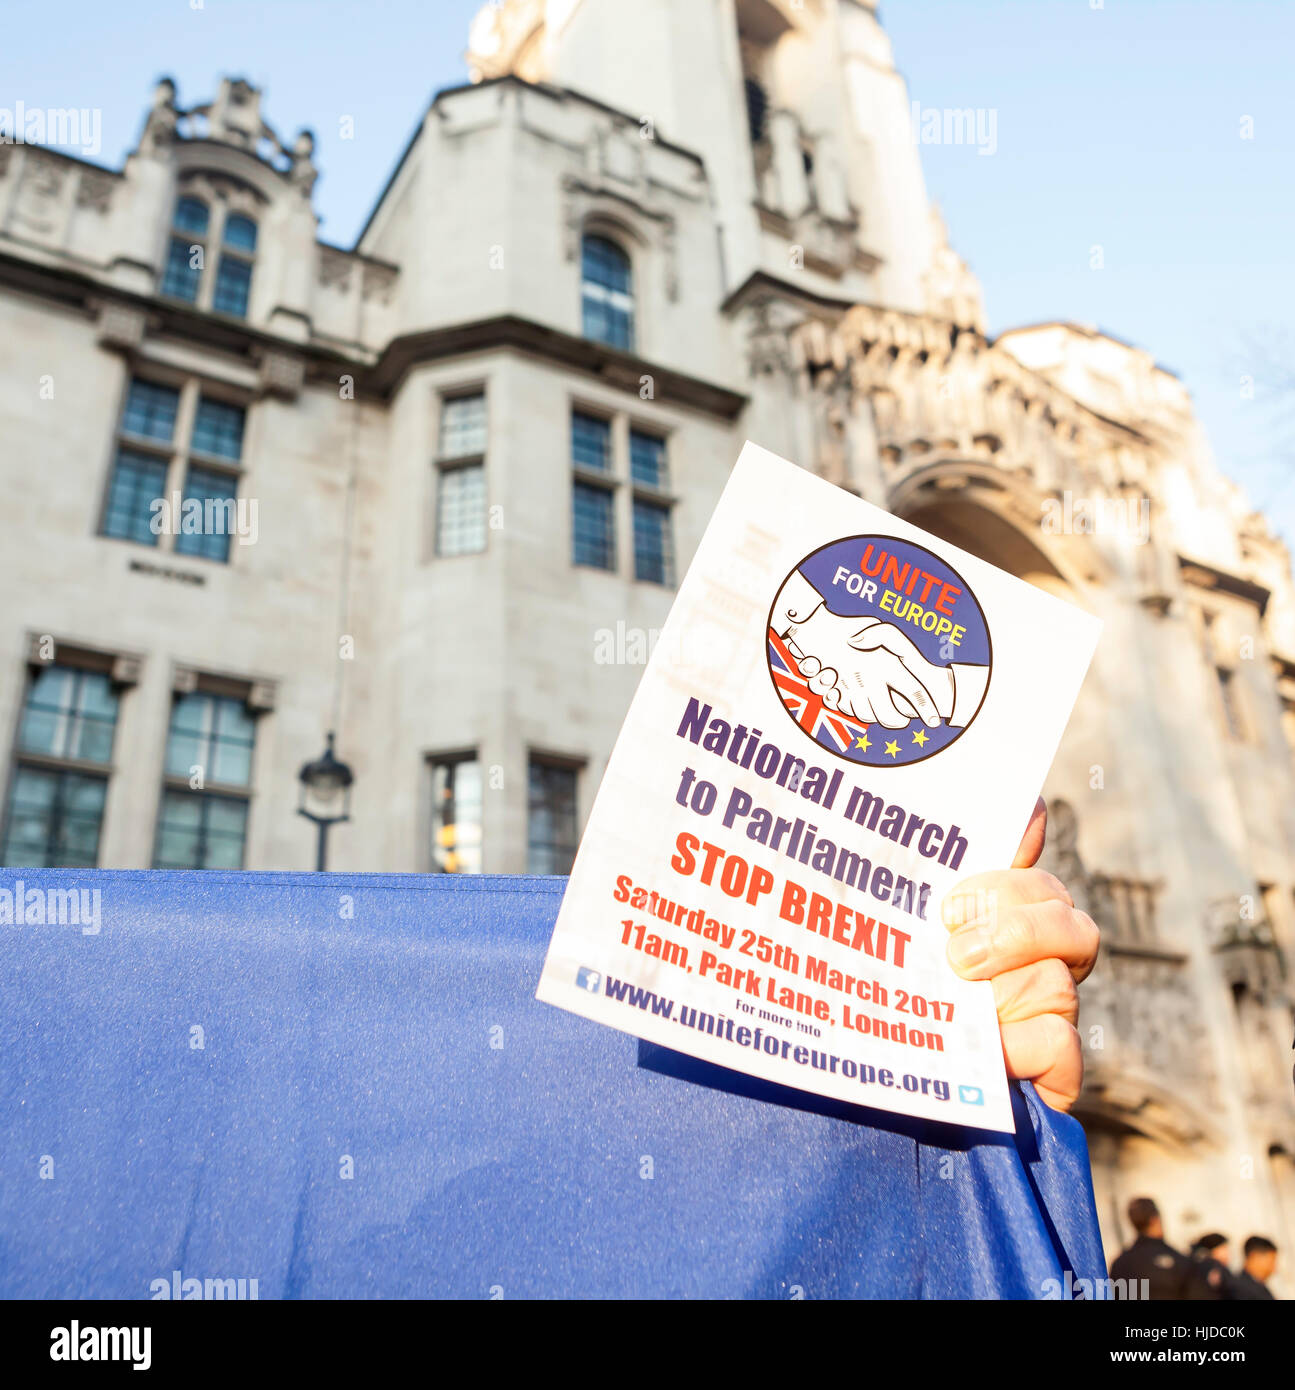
[766,535,992,767]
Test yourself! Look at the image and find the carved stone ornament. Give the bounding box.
[289,129,318,199]
[1085,950,1216,1101]
[95,302,147,352]
[318,247,354,291]
[76,168,115,213]
[257,349,305,400]
[246,680,277,712]
[661,216,678,302]
[744,296,804,378]
[13,153,67,233]
[798,303,1162,513]
[560,175,582,261]
[361,261,398,305]
[25,634,55,664]
[561,169,677,300]
[139,78,179,155]
[110,654,143,687]
[598,127,642,188]
[810,368,854,487]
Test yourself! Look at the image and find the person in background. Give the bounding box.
[1109,1197,1192,1299]
[1234,1236,1277,1300]
[1186,1232,1234,1299]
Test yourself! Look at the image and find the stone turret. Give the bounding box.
[464,0,956,314]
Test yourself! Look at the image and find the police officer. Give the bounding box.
[1186,1232,1235,1299]
[1234,1236,1277,1300]
[1109,1197,1193,1299]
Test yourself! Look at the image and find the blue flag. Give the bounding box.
[0,871,1105,1298]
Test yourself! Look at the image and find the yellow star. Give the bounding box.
[912,728,929,748]
[855,732,871,751]
[884,739,900,758]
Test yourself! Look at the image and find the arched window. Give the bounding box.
[161,197,209,303]
[580,233,634,350]
[214,214,257,318]
[159,195,257,320]
[174,196,209,236]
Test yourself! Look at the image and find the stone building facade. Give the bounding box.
[0,0,1292,1284]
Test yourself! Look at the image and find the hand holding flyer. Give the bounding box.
[537,442,1102,1132]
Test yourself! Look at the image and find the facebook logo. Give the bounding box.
[575,967,601,994]
[958,1084,984,1106]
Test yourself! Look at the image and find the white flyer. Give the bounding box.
[537,442,1102,1132]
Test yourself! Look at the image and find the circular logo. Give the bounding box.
[766,535,992,767]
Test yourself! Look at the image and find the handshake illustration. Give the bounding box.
[773,572,988,730]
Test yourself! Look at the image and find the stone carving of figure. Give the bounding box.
[290,129,318,199]
[744,296,797,378]
[140,78,178,155]
[811,372,851,488]
[13,156,66,234]
[869,387,898,443]
[819,400,850,487]
[1038,798,1092,919]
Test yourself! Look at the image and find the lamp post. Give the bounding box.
[297,731,354,871]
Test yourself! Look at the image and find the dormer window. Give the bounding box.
[161,197,209,303]
[580,233,634,351]
[214,214,257,317]
[160,193,258,320]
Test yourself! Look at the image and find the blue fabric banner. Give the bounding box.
[0,870,1105,1298]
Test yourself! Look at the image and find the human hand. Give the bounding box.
[941,799,1100,1112]
[845,622,956,721]
[790,609,949,728]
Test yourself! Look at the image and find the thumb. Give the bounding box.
[848,622,912,655]
[1012,797,1048,868]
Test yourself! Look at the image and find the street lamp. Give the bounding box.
[297,731,354,871]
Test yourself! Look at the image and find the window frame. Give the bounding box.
[579,231,636,351]
[99,374,250,565]
[628,426,676,587]
[160,193,258,320]
[161,196,210,304]
[432,389,489,559]
[570,408,618,573]
[151,678,259,871]
[426,749,484,874]
[526,752,583,876]
[567,402,677,586]
[213,213,258,318]
[0,650,124,869]
[152,786,252,872]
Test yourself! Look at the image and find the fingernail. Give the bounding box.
[948,927,990,971]
[942,893,972,928]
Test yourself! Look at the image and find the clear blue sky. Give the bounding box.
[7,0,1293,539]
